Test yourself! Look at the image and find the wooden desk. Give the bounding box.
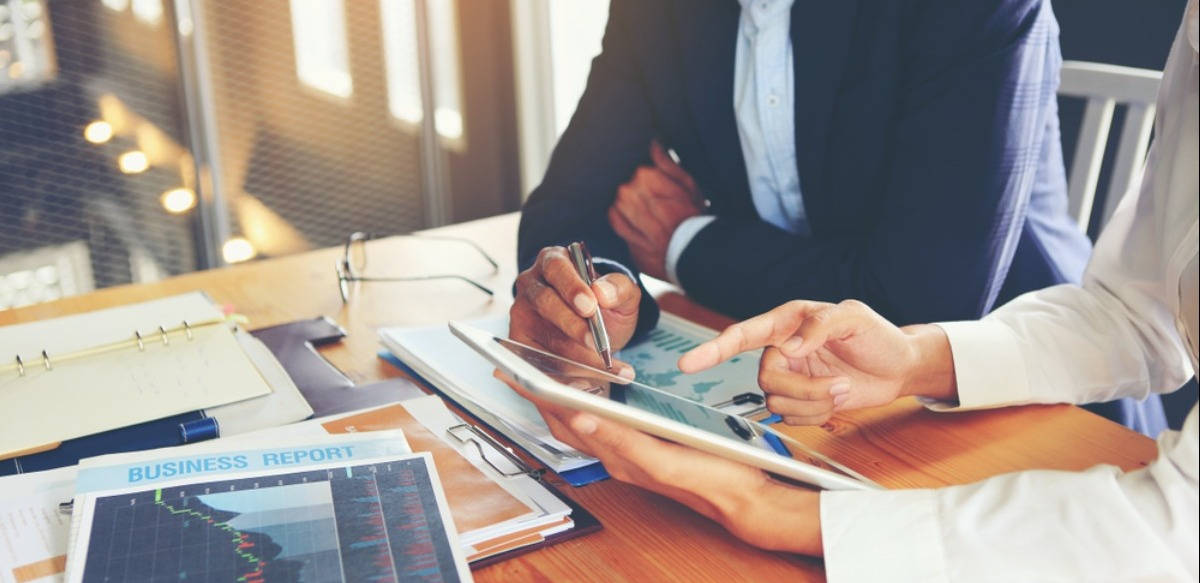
[2,213,1158,582]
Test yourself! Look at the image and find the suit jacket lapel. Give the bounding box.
[673,0,754,216]
[790,0,858,223]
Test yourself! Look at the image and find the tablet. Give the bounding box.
[450,322,879,491]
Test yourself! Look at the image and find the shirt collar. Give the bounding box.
[737,0,795,33]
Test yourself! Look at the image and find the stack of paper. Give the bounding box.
[0,467,74,583]
[318,398,575,562]
[64,431,472,583]
[0,395,582,581]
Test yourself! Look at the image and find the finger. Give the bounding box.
[567,411,668,466]
[781,413,834,426]
[636,165,693,203]
[786,300,877,360]
[568,412,753,514]
[510,307,606,373]
[493,368,537,402]
[610,358,637,382]
[537,327,607,369]
[611,186,671,241]
[764,394,835,419]
[592,272,641,314]
[650,140,698,194]
[608,204,640,245]
[759,365,850,402]
[541,407,597,456]
[493,369,595,433]
[757,347,851,401]
[537,247,597,317]
[618,177,674,232]
[517,278,593,346]
[679,301,831,373]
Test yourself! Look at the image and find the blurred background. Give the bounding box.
[0,0,1188,310]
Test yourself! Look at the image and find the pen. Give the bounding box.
[566,241,613,370]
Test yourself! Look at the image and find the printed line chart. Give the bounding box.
[80,458,460,583]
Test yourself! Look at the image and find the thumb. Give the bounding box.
[569,411,658,460]
[593,272,641,315]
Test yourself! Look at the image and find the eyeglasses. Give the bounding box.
[335,231,499,303]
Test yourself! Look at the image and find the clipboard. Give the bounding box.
[379,349,612,486]
[439,421,602,568]
[318,398,602,566]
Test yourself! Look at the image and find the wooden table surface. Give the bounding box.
[1,212,1159,582]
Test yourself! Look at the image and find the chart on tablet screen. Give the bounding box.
[617,323,761,405]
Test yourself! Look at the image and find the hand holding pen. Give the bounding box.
[567,241,613,370]
[509,243,641,379]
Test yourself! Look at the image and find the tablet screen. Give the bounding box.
[492,336,868,482]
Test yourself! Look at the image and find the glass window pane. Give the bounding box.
[381,0,421,124]
[427,0,462,141]
[548,0,609,136]
[381,0,463,144]
[289,0,352,98]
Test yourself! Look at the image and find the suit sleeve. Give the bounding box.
[517,0,660,337]
[676,0,1062,325]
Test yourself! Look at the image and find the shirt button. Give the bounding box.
[767,94,780,107]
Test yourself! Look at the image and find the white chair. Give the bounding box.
[1058,60,1162,234]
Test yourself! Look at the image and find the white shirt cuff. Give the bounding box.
[821,488,950,583]
[665,215,717,287]
[591,257,636,282]
[925,320,1033,411]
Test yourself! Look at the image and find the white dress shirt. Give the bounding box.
[821,3,1200,581]
[664,0,807,285]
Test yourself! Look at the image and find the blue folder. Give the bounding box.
[0,413,215,476]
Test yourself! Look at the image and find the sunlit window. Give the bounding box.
[548,0,609,136]
[381,0,421,124]
[426,0,462,141]
[380,0,464,144]
[131,0,162,25]
[289,0,353,98]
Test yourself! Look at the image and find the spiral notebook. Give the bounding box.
[0,292,275,460]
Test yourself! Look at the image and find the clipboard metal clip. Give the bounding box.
[446,423,541,479]
[711,392,768,419]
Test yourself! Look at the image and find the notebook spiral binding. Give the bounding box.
[4,317,230,379]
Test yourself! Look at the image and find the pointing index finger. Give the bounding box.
[677,301,830,373]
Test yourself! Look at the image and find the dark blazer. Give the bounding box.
[518,0,1092,335]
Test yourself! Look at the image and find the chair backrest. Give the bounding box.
[1058,60,1161,235]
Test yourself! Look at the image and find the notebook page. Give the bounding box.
[0,292,223,357]
[0,293,273,458]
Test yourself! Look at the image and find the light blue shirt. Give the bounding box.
[665,0,807,285]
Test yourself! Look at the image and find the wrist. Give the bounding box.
[898,324,957,402]
[723,478,822,556]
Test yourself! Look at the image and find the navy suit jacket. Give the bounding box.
[518,0,1092,335]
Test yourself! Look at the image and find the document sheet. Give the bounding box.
[66,434,472,583]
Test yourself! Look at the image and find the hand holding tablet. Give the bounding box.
[451,322,876,492]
